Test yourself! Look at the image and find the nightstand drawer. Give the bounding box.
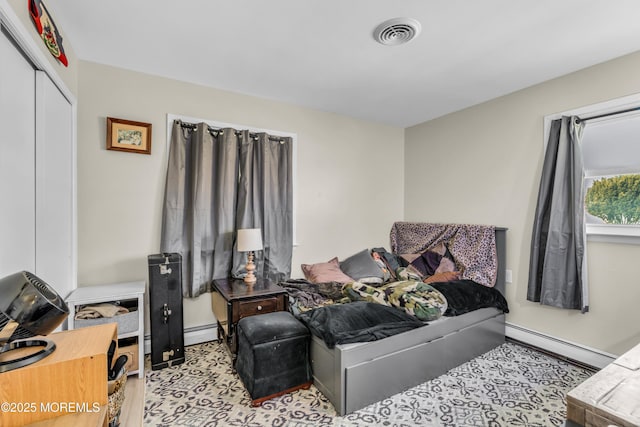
[238,297,279,319]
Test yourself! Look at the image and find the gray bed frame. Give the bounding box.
[310,227,508,415]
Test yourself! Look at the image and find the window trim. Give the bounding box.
[545,93,640,244]
[544,94,640,146]
[586,224,640,244]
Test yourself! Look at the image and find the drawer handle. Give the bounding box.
[257,305,262,311]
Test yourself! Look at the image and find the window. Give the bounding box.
[581,112,640,240]
[544,94,640,243]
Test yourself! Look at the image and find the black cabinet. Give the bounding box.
[148,253,185,370]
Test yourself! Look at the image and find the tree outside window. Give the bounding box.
[585,174,640,225]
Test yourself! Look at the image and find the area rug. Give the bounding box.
[144,341,592,426]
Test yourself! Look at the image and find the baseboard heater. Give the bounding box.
[144,323,217,355]
[505,322,616,370]
[144,322,615,371]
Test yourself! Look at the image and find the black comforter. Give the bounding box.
[297,301,425,349]
[430,280,509,316]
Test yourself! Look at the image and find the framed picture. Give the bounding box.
[106,117,152,155]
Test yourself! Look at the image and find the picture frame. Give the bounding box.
[106,117,152,155]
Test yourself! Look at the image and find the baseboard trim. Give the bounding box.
[144,323,218,355]
[505,322,616,370]
[143,322,616,370]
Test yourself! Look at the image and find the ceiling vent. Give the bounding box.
[373,18,422,46]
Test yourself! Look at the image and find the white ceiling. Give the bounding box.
[50,0,640,127]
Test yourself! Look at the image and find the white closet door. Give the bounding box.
[0,27,36,277]
[35,71,74,297]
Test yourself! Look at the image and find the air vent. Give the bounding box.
[373,18,422,46]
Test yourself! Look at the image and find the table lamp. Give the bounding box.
[237,228,263,285]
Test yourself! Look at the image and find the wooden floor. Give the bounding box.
[25,374,144,427]
[119,375,145,426]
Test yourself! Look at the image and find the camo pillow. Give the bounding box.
[343,280,448,322]
[384,280,448,321]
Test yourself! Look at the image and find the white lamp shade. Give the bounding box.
[237,228,263,252]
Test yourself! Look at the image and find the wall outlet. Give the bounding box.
[505,269,513,283]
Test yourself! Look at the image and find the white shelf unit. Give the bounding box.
[66,281,146,378]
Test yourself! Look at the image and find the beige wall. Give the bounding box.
[7,0,78,96]
[8,2,638,354]
[405,52,640,356]
[76,61,404,331]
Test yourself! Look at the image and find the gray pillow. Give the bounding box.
[340,250,384,282]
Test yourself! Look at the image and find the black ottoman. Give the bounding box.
[236,311,312,406]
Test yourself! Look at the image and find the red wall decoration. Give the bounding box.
[28,0,68,67]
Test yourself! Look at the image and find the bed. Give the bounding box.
[282,222,508,415]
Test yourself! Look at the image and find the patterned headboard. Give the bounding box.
[389,222,507,295]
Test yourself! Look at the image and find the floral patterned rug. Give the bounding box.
[144,341,592,427]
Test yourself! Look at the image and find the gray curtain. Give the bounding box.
[232,132,293,283]
[161,121,293,297]
[527,116,589,312]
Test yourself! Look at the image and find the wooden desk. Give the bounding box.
[0,324,116,427]
[567,343,640,426]
[211,278,287,362]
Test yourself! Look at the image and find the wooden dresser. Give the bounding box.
[566,342,640,427]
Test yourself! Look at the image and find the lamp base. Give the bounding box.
[0,338,56,373]
[244,251,257,285]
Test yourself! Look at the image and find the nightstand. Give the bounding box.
[211,278,288,363]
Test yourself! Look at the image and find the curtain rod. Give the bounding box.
[576,105,640,123]
[178,120,285,142]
